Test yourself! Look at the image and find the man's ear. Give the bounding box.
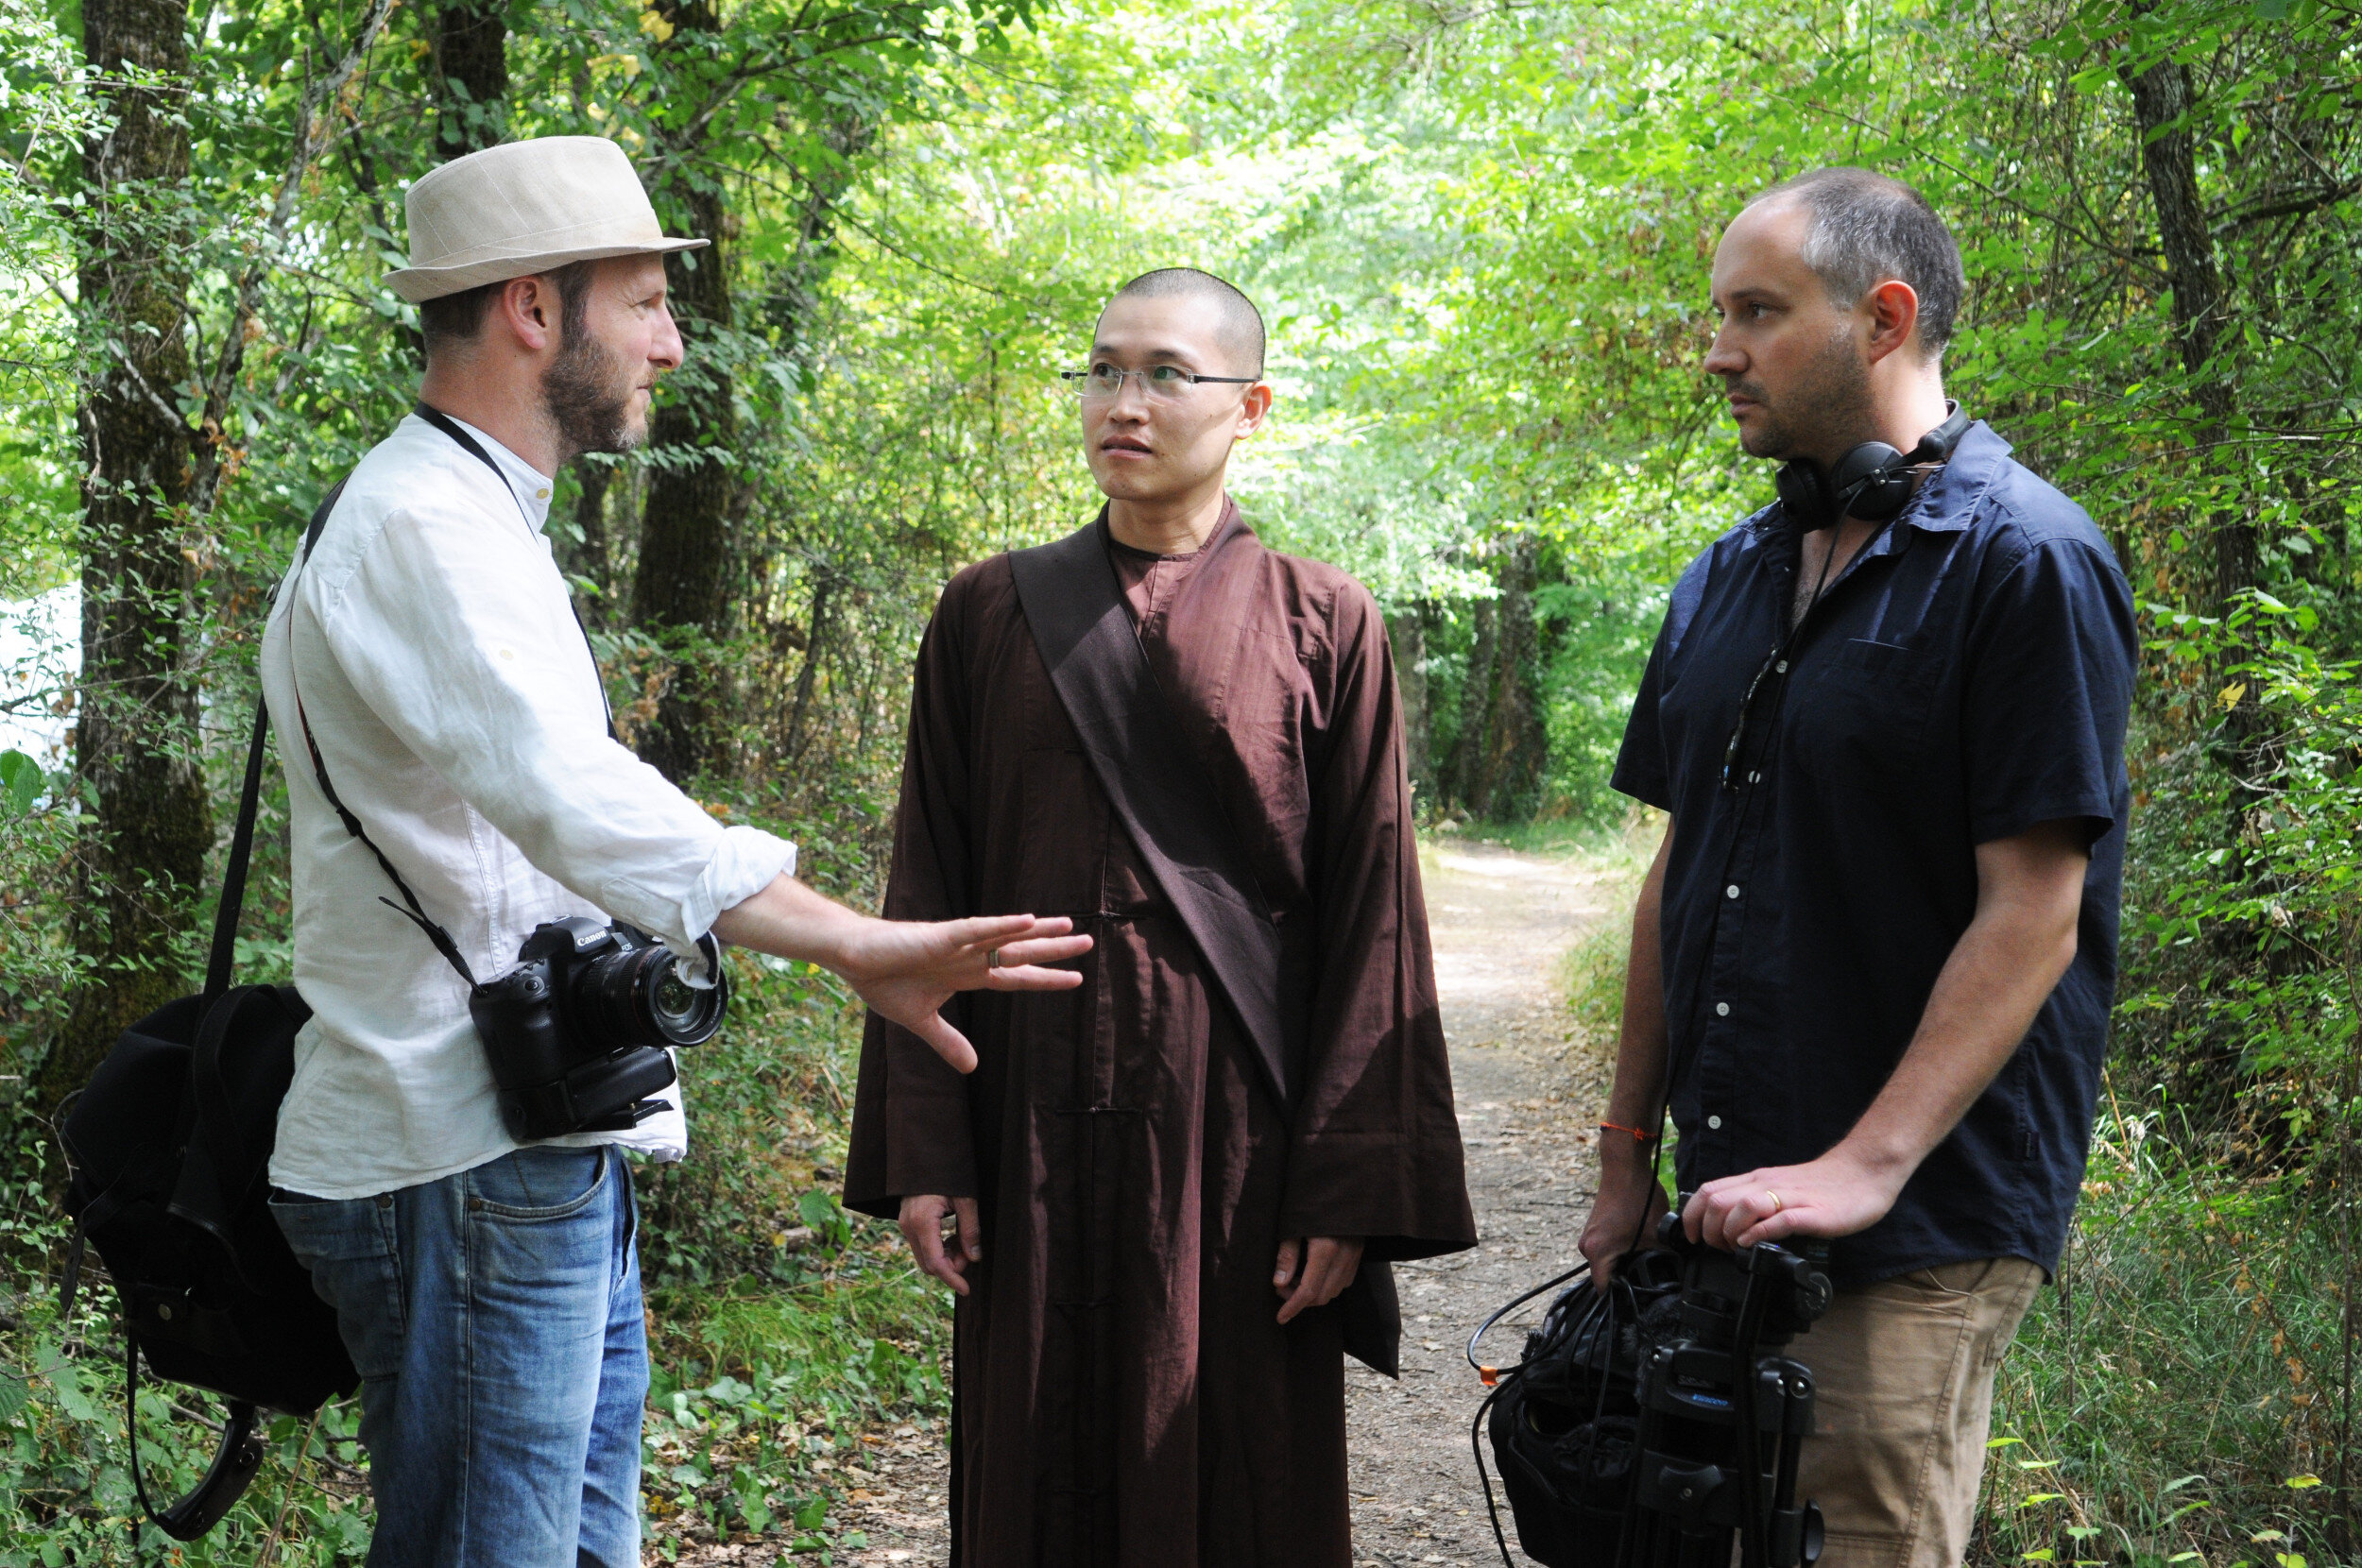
[1234,381,1274,437]
[491,274,558,355]
[1863,279,1922,367]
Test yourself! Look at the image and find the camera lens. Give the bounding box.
[651,966,707,1032]
[567,931,729,1048]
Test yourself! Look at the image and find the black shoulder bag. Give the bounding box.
[54,482,364,1544]
[1005,515,1401,1376]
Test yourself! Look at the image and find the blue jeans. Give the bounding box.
[271,1145,647,1568]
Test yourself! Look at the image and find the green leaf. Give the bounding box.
[0,751,39,814]
[2285,1474,2321,1489]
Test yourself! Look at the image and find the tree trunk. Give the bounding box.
[781,575,833,764]
[630,41,875,783]
[630,166,738,783]
[564,458,616,629]
[41,0,209,1109]
[430,0,507,159]
[2121,31,2247,611]
[1444,542,1548,823]
[1385,607,1432,808]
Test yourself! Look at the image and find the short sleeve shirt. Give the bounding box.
[1611,421,2136,1287]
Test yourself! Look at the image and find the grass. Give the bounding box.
[1972,1097,2353,1568]
[1548,807,1659,1057]
[637,1239,951,1559]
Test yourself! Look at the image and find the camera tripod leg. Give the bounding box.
[1764,1373,1817,1567]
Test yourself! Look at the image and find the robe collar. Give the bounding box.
[1095,496,1267,733]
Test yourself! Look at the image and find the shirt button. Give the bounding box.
[1748,771,1761,784]
[1716,1002,1731,1017]
[535,486,551,499]
[1707,1115,1723,1130]
[1726,884,1741,899]
[1775,659,1789,673]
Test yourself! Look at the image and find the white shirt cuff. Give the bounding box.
[674,826,796,980]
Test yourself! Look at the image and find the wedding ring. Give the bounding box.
[985,947,1001,969]
[1764,1189,1783,1214]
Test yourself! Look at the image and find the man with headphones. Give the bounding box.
[1578,169,2136,1567]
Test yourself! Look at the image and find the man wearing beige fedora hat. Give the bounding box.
[261,135,1091,1567]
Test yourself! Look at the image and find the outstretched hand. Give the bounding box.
[837,913,1092,1073]
[710,876,1092,1074]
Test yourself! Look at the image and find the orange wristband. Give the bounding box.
[1599,1120,1658,1144]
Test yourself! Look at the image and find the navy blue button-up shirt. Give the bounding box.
[1611,421,2136,1287]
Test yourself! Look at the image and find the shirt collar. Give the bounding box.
[410,413,556,535]
[1884,418,2011,537]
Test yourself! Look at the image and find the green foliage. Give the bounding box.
[1981,1095,2350,1568]
[6,0,2362,1553]
[2118,590,2362,1169]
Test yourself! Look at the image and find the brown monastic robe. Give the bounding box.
[845,503,1475,1567]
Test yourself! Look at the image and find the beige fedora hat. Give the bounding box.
[385,135,708,304]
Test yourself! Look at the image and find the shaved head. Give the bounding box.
[1102,267,1265,378]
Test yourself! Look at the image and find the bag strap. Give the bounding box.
[124,1332,265,1544]
[201,704,277,1006]
[198,474,347,1006]
[1004,513,1299,1114]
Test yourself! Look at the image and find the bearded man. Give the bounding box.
[1579,169,2136,1567]
[846,268,1476,1565]
[264,138,1087,1567]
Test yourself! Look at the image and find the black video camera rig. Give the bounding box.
[1469,1209,1836,1568]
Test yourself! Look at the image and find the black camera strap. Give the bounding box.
[281,472,481,990]
[282,404,600,993]
[411,402,617,740]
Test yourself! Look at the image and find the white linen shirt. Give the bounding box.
[260,414,793,1199]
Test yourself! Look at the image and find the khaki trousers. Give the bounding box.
[1793,1256,2046,1568]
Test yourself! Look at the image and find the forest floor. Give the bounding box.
[833,843,1618,1568]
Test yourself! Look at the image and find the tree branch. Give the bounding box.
[185,0,399,522]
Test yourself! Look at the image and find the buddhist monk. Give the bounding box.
[844,267,1476,1565]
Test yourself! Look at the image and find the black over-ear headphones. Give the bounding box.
[1773,403,1973,532]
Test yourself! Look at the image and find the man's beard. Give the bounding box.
[1729,327,1874,464]
[541,328,640,460]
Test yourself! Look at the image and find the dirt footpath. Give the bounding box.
[844,844,1615,1567]
[1344,844,1614,1568]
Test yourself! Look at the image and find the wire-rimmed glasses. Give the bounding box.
[1060,364,1259,402]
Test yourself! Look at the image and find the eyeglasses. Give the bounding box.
[1720,645,1788,792]
[1059,364,1258,402]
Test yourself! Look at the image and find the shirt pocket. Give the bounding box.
[1789,638,1942,786]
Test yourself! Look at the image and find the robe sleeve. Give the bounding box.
[1275,580,1477,1262]
[844,580,983,1219]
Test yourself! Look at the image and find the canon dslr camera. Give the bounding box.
[469,916,729,1141]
